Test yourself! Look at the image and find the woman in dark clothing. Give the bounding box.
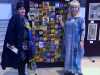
[1,1,33,75]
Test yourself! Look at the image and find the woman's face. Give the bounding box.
[70,6,80,16]
[17,7,26,16]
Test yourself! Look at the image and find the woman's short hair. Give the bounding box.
[69,0,80,7]
[16,1,25,10]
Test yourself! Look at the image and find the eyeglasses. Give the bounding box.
[70,6,79,11]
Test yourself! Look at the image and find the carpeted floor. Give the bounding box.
[0,57,100,75]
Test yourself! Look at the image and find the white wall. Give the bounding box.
[80,7,86,19]
[0,3,12,20]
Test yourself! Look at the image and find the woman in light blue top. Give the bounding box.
[64,0,85,75]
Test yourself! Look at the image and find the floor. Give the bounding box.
[0,57,100,75]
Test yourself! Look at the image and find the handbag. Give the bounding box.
[7,43,26,61]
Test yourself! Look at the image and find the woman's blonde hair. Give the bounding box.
[67,0,80,18]
[69,0,80,7]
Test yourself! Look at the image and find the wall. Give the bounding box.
[85,0,100,56]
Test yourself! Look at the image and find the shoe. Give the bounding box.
[64,71,75,75]
[78,73,83,75]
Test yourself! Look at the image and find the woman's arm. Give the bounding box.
[81,19,85,41]
[80,18,85,48]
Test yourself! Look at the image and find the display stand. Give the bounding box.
[24,0,69,67]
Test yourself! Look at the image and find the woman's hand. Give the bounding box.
[80,41,84,49]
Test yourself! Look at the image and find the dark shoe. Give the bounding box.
[78,73,83,75]
[1,62,6,70]
[64,71,74,75]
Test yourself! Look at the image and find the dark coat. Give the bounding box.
[1,14,26,69]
